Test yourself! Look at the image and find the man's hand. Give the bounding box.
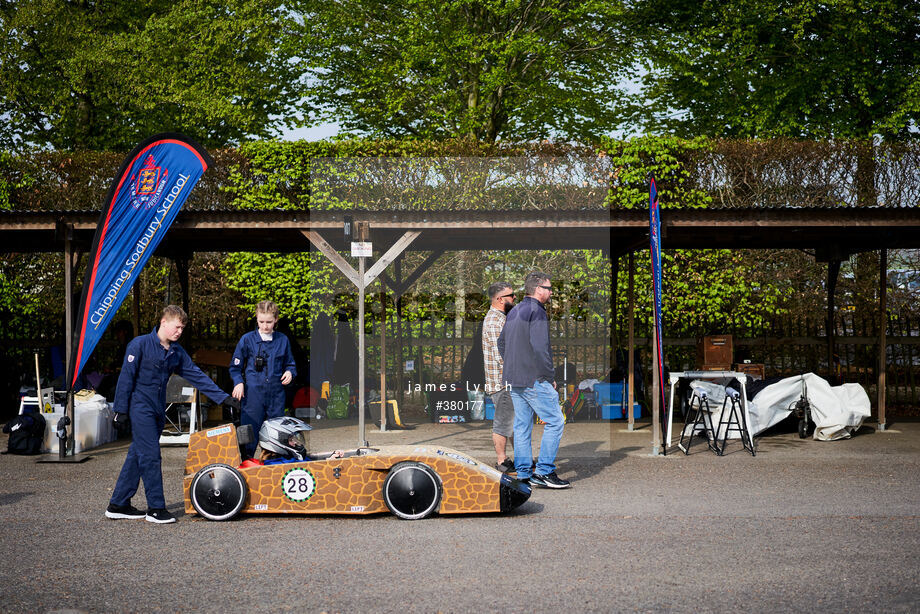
[232,383,245,400]
[280,370,293,386]
[113,412,131,436]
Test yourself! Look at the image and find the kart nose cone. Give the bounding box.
[499,474,531,512]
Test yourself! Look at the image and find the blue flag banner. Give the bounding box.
[68,133,213,389]
[649,175,666,435]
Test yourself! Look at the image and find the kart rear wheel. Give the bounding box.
[798,419,809,439]
[190,463,248,521]
[382,461,441,520]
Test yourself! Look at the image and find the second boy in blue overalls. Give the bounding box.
[230,301,297,457]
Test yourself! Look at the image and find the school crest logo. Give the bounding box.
[130,155,169,210]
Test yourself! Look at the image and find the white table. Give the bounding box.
[666,370,758,451]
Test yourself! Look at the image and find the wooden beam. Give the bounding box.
[63,225,73,384]
[628,251,635,432]
[302,230,360,287]
[63,225,76,456]
[305,226,417,443]
[395,258,404,408]
[378,271,399,293]
[358,255,366,446]
[826,260,841,381]
[379,276,387,432]
[363,231,421,287]
[612,254,619,345]
[176,255,190,316]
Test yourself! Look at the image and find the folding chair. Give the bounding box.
[159,375,201,445]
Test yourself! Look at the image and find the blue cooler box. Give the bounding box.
[484,398,495,420]
[594,383,642,420]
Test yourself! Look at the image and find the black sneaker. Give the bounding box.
[497,458,516,473]
[531,472,571,489]
[105,503,146,520]
[145,508,177,524]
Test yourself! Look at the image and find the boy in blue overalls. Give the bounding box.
[229,301,297,458]
[105,305,239,524]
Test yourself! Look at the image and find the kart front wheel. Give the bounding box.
[382,461,441,520]
[190,463,248,521]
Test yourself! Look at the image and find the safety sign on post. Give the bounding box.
[351,242,372,257]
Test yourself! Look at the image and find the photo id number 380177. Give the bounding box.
[433,400,481,411]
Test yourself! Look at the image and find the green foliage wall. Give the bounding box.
[2,136,915,352]
[222,139,614,325]
[221,136,787,337]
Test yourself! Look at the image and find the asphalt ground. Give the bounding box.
[1,417,918,613]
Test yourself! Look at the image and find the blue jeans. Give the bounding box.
[511,380,564,479]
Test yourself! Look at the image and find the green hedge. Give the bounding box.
[5,137,914,212]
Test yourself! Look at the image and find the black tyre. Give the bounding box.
[798,419,809,439]
[382,461,442,520]
[190,463,248,521]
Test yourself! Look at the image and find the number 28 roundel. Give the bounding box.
[282,468,316,502]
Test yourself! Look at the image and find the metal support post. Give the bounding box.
[878,249,887,431]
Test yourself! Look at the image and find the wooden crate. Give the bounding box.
[700,364,732,372]
[193,349,232,367]
[733,363,765,380]
[697,335,733,367]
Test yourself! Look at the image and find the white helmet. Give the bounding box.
[259,417,312,460]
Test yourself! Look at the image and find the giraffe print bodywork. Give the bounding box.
[184,424,526,517]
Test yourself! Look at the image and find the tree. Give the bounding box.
[629,2,920,335]
[631,0,920,140]
[0,0,303,151]
[295,0,632,142]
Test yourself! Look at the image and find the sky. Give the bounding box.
[282,122,341,141]
[279,72,648,142]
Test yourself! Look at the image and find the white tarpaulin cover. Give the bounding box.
[685,373,870,441]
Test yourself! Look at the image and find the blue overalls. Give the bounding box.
[229,330,297,456]
[263,455,317,465]
[110,330,229,509]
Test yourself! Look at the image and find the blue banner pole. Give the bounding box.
[649,175,666,455]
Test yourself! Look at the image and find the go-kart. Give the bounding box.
[183,423,531,520]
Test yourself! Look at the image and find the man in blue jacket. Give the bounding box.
[229,301,297,458]
[105,305,239,524]
[498,272,570,489]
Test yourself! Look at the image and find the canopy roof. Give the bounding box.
[3,207,920,257]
